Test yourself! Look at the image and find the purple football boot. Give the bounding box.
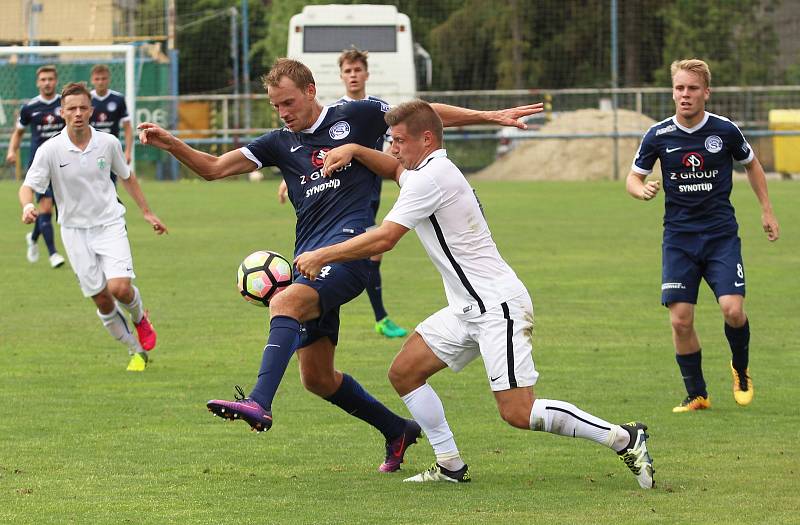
[207,385,273,433]
[379,419,422,472]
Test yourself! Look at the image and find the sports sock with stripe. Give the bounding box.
[249,315,301,410]
[529,398,629,451]
[97,307,141,354]
[120,285,144,324]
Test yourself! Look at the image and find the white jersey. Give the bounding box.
[384,149,527,319]
[24,127,130,228]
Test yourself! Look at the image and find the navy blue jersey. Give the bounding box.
[17,95,65,164]
[632,112,754,234]
[335,95,388,213]
[90,89,129,137]
[242,99,390,255]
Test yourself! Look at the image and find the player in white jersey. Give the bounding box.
[18,82,168,372]
[295,100,655,489]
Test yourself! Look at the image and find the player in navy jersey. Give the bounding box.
[139,58,542,471]
[277,48,408,339]
[90,64,133,183]
[5,65,66,268]
[627,59,779,412]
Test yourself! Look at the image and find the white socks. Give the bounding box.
[120,285,144,324]
[97,307,142,354]
[530,398,629,451]
[401,383,465,471]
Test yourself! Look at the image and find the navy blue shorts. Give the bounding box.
[293,258,371,347]
[661,230,745,306]
[35,183,55,202]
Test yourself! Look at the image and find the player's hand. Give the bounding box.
[322,145,355,177]
[143,211,169,235]
[294,250,325,280]
[6,151,16,165]
[762,210,779,241]
[21,204,38,224]
[488,103,545,129]
[642,180,660,201]
[277,180,288,204]
[138,123,176,151]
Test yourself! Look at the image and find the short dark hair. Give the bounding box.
[36,65,57,79]
[61,82,91,101]
[262,58,315,91]
[91,64,110,76]
[338,48,369,70]
[385,99,443,144]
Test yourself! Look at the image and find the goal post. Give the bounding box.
[0,44,137,172]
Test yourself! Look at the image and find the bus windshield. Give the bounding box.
[303,26,398,53]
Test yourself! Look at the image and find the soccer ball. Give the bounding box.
[236,250,293,307]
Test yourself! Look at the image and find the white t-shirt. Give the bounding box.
[384,149,527,319]
[24,127,130,228]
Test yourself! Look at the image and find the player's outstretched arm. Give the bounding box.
[119,172,168,235]
[324,144,402,181]
[295,221,409,280]
[138,122,255,180]
[626,170,660,201]
[430,103,544,129]
[743,157,779,241]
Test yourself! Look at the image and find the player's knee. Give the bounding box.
[722,307,746,327]
[108,281,132,302]
[497,404,529,430]
[387,362,414,394]
[671,315,694,335]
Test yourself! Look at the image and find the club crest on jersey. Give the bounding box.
[311,148,331,168]
[682,152,704,171]
[97,156,108,170]
[107,101,117,112]
[705,135,723,153]
[329,121,351,140]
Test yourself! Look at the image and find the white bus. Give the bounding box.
[287,4,430,105]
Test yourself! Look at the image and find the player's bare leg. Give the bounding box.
[669,302,711,412]
[719,294,753,405]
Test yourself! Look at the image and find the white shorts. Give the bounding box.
[416,293,538,391]
[61,220,135,297]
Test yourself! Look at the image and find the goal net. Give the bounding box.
[0,45,136,176]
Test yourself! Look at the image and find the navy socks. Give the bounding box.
[676,350,707,398]
[249,315,301,410]
[325,373,406,441]
[366,260,388,322]
[725,319,750,371]
[39,213,57,255]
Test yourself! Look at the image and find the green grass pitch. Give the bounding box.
[0,178,798,524]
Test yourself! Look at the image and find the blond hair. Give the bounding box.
[385,99,443,144]
[91,64,110,76]
[671,59,711,88]
[262,58,315,91]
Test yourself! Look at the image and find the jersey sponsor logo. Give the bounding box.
[96,112,108,122]
[661,282,686,290]
[742,142,750,153]
[682,152,704,170]
[310,148,330,168]
[97,156,108,170]
[678,182,713,192]
[380,102,390,113]
[705,135,723,153]
[304,178,341,198]
[666,146,681,153]
[329,121,351,140]
[656,124,676,136]
[107,101,117,112]
[44,113,57,124]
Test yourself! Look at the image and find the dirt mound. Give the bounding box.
[474,108,659,181]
